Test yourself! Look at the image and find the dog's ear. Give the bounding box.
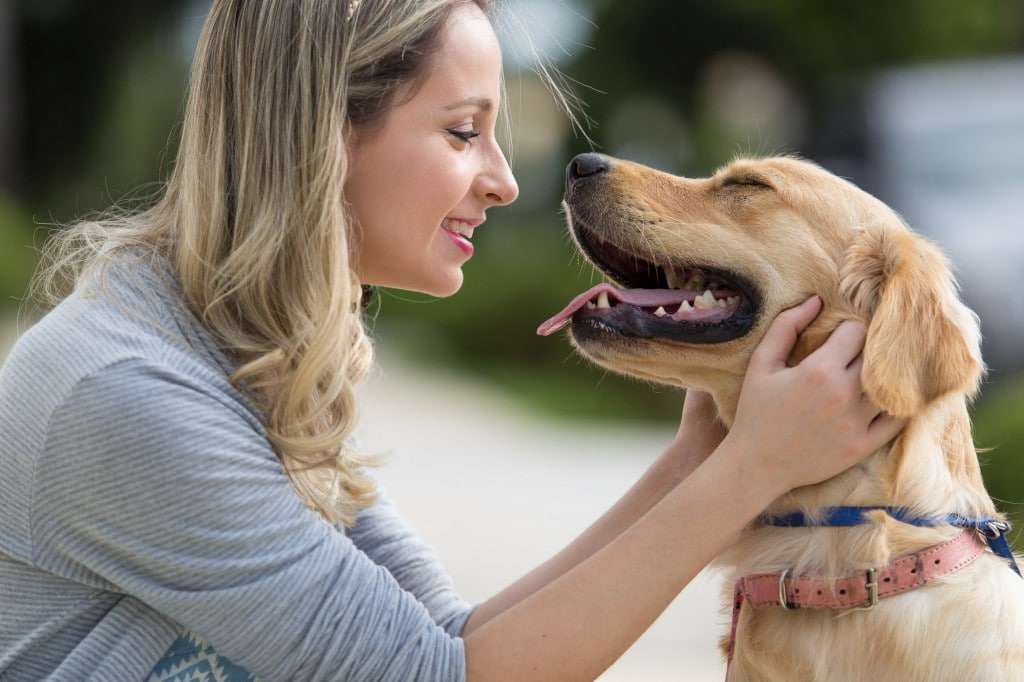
[838,223,984,418]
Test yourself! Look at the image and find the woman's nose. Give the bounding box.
[480,150,519,207]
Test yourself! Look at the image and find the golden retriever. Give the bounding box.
[538,153,1024,681]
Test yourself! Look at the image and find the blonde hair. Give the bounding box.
[26,0,586,527]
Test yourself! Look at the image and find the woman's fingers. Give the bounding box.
[846,352,864,376]
[855,394,882,426]
[808,319,867,369]
[845,353,903,439]
[846,353,896,430]
[749,295,822,373]
[865,412,909,449]
[729,299,911,492]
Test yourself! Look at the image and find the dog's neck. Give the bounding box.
[683,305,996,571]
[709,382,994,522]
[778,395,991,517]
[709,385,997,576]
[707,387,998,584]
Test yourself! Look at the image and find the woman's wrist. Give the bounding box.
[705,434,788,514]
[657,440,706,485]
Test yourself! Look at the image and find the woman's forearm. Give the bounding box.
[461,444,704,637]
[463,440,778,682]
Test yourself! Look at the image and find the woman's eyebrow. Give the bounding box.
[444,96,493,112]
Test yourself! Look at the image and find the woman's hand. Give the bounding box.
[718,295,908,497]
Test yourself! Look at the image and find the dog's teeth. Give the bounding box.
[727,296,739,305]
[685,273,705,290]
[654,306,667,317]
[596,291,611,309]
[586,300,596,310]
[679,300,693,311]
[694,289,716,310]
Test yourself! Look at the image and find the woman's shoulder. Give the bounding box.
[2,247,260,434]
[5,251,183,386]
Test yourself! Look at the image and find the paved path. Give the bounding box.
[356,347,729,681]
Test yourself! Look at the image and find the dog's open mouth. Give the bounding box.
[537,226,760,344]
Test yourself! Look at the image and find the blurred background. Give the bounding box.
[1,1,1022,679]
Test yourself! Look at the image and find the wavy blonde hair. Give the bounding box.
[26,0,587,527]
[24,0,495,524]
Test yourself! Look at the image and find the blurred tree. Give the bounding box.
[971,376,1024,550]
[8,0,185,214]
[569,0,1023,168]
[0,194,35,311]
[0,0,16,192]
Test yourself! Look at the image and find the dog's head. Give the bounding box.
[538,153,984,423]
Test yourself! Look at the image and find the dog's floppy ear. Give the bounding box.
[839,222,984,418]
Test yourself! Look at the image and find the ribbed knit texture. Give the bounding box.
[0,246,475,681]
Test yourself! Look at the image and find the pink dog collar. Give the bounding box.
[726,529,987,666]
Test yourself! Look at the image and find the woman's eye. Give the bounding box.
[447,128,481,145]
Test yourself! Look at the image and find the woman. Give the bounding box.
[0,1,905,680]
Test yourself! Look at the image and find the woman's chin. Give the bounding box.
[360,262,464,298]
[431,268,464,297]
[398,269,464,298]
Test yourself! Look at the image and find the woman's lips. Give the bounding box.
[443,227,474,256]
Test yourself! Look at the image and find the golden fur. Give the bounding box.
[562,154,1024,681]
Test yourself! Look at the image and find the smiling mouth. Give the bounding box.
[538,221,761,344]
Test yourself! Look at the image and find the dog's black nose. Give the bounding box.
[567,153,610,182]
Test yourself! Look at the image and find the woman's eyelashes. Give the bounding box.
[446,127,481,145]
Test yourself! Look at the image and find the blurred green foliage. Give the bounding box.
[972,377,1024,549]
[568,0,1023,170]
[0,196,36,311]
[11,0,184,217]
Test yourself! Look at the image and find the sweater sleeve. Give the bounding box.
[346,484,479,638]
[29,358,466,682]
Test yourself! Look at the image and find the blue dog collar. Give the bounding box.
[760,505,1021,577]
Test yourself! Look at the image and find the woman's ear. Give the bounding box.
[838,222,985,418]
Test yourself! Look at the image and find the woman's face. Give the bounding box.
[345,2,518,297]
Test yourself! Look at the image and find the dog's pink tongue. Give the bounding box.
[537,283,693,336]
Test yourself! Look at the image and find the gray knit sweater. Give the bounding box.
[0,246,475,680]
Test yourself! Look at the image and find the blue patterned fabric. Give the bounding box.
[147,630,261,681]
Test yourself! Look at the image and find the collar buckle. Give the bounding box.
[778,568,792,610]
[853,567,880,610]
[982,519,1010,539]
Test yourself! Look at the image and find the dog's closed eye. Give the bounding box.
[720,174,774,191]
